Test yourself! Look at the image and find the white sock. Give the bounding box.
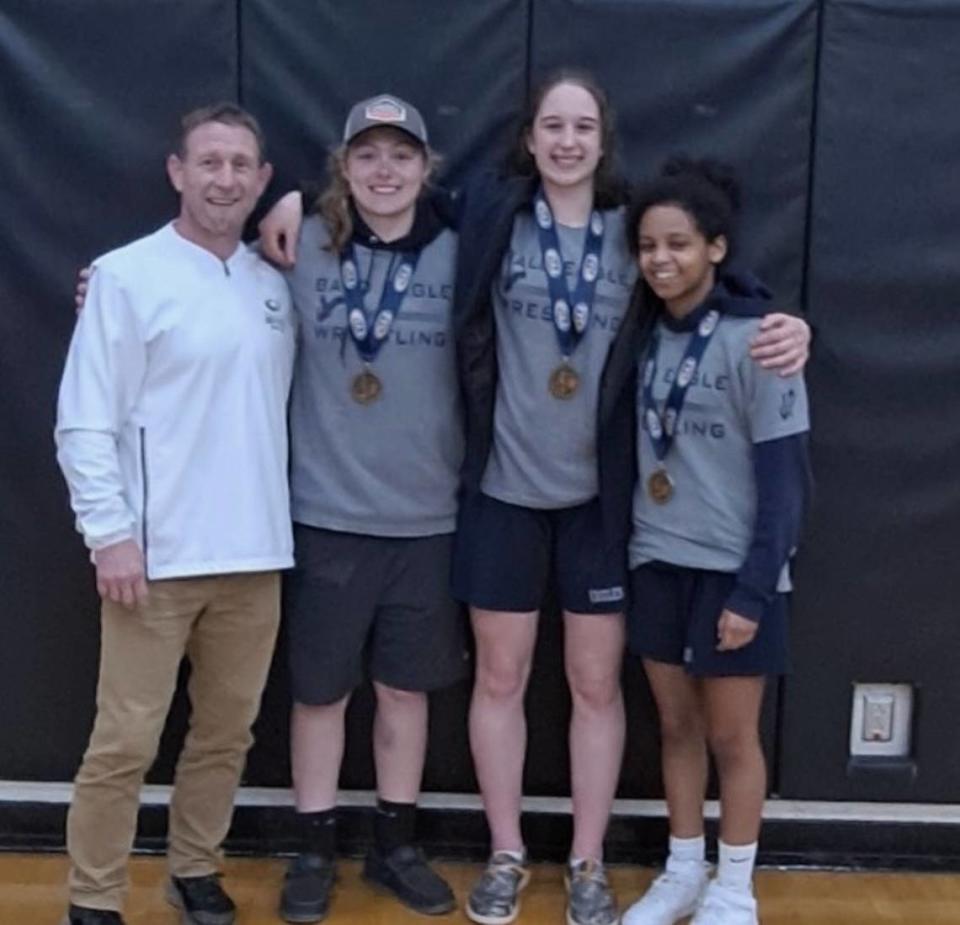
[665,834,706,876]
[716,840,757,892]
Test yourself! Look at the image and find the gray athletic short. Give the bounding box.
[285,524,470,705]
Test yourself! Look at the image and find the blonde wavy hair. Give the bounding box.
[314,137,442,253]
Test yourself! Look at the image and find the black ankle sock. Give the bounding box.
[297,809,336,858]
[374,798,417,853]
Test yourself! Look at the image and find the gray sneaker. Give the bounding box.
[565,860,619,925]
[465,852,531,925]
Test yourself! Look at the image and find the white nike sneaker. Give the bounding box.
[622,865,709,925]
[689,881,758,925]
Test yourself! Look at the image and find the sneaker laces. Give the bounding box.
[570,859,609,884]
[649,869,694,893]
[478,853,527,899]
[568,860,613,903]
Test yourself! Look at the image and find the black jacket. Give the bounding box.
[452,170,654,551]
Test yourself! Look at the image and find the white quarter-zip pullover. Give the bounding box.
[56,223,296,579]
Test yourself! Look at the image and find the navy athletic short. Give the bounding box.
[629,561,788,676]
[285,524,470,705]
[451,492,627,615]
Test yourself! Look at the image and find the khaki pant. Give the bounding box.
[67,571,280,911]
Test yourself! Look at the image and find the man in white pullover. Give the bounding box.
[55,103,296,925]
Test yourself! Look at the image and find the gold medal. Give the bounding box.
[647,468,674,504]
[350,370,382,404]
[548,363,580,400]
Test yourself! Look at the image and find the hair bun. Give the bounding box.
[660,155,741,213]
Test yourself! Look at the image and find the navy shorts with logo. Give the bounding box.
[285,524,470,705]
[629,561,788,676]
[451,492,627,614]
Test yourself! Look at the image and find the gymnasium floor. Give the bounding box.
[4,854,959,924]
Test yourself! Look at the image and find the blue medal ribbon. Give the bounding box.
[642,309,722,463]
[532,187,606,361]
[339,243,421,365]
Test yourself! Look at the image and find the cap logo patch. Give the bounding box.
[365,98,406,123]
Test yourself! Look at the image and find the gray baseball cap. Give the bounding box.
[342,94,428,146]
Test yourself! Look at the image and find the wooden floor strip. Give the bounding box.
[3,854,959,923]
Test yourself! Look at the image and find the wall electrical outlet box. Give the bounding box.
[849,683,913,757]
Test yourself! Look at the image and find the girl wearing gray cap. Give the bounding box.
[270,94,465,922]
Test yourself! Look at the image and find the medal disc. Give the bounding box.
[647,468,674,505]
[548,363,580,400]
[351,370,382,405]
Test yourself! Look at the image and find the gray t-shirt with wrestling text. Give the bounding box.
[629,314,809,586]
[284,216,463,537]
[481,207,637,508]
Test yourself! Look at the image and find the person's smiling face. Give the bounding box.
[343,126,428,226]
[167,120,270,251]
[526,81,603,194]
[638,203,727,317]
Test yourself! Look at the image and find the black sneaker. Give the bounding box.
[166,873,236,925]
[63,906,126,925]
[279,853,336,923]
[362,844,456,915]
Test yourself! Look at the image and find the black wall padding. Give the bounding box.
[528,0,818,798]
[2,0,959,815]
[239,0,530,793]
[241,0,530,191]
[0,0,238,780]
[782,0,960,801]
